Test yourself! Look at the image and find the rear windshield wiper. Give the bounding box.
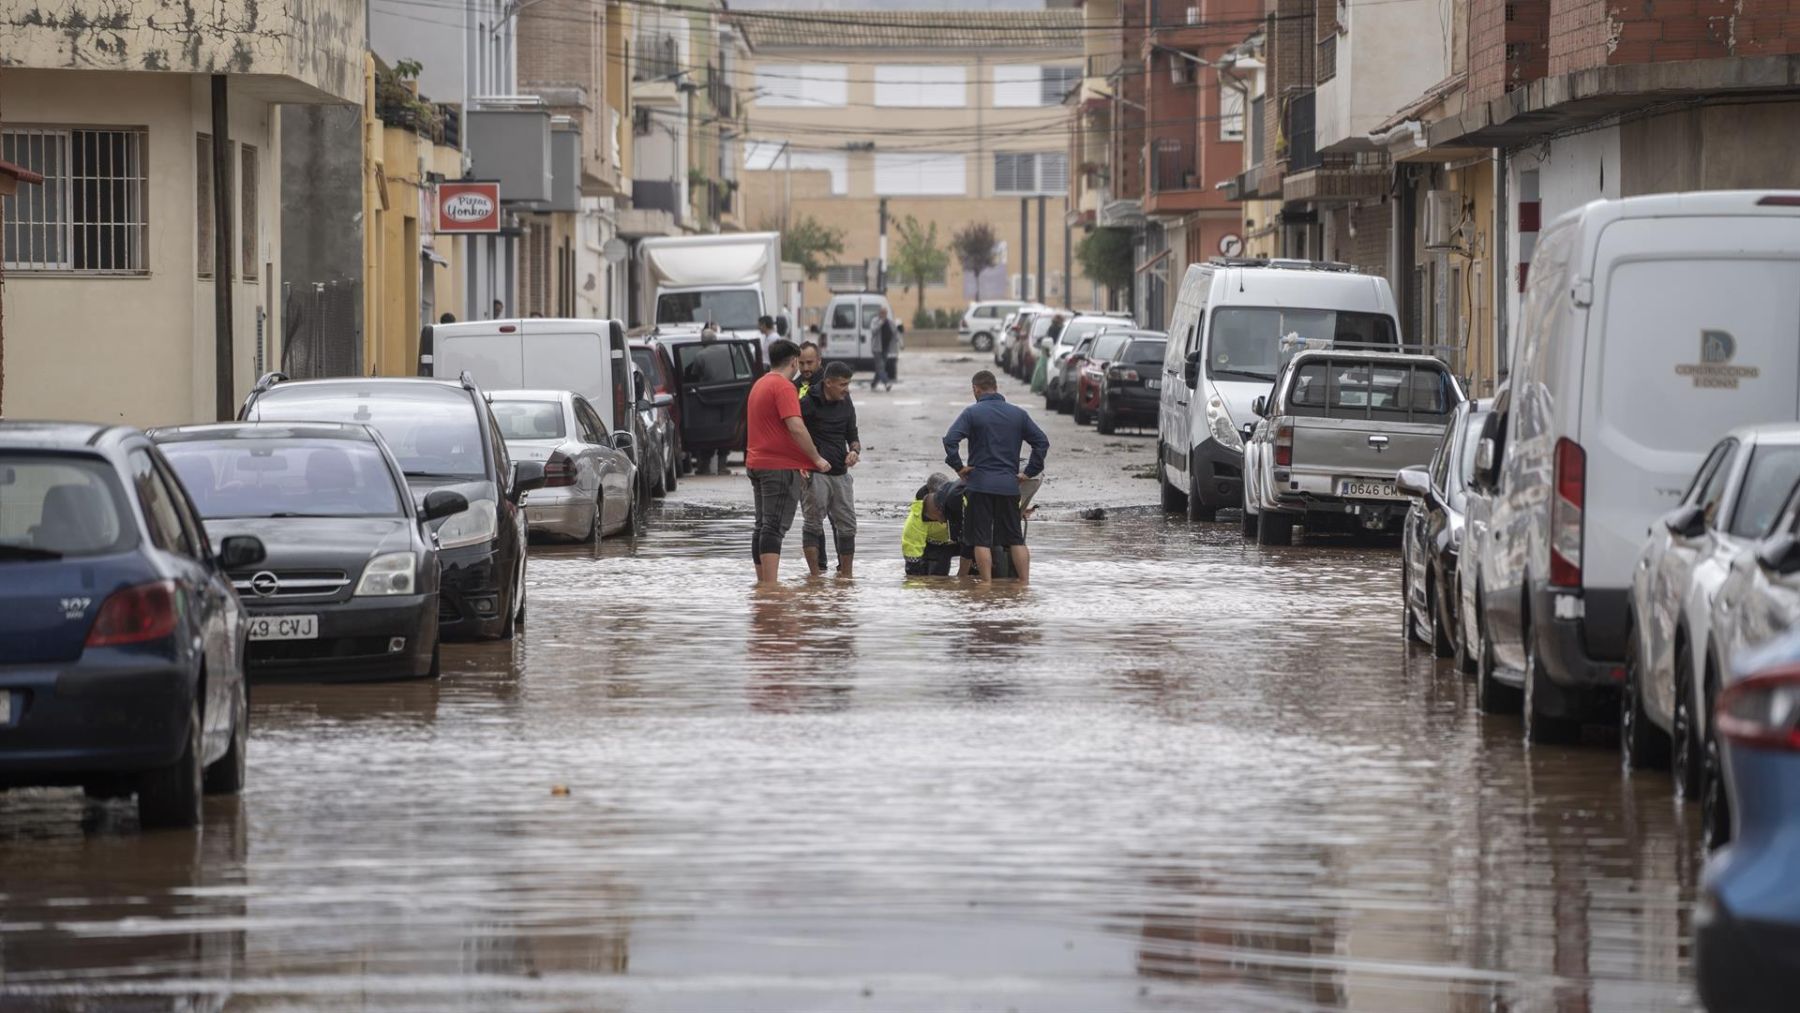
[1213,368,1277,383]
[0,545,64,561]
[404,471,480,481]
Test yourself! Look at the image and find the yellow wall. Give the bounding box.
[1450,160,1497,396]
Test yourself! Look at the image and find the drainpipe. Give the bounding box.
[212,74,235,420]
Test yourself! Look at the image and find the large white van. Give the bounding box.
[1156,259,1402,521]
[1470,192,1800,740]
[814,293,895,369]
[426,318,647,459]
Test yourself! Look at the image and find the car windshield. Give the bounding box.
[490,400,567,442]
[160,438,405,519]
[656,290,761,331]
[1732,445,1800,537]
[1123,339,1167,364]
[252,385,487,479]
[0,455,134,560]
[1289,360,1456,420]
[1208,307,1399,382]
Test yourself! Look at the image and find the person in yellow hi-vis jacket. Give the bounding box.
[904,474,964,576]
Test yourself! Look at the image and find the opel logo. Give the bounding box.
[249,571,279,597]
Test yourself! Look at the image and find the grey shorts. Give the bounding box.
[801,471,857,555]
[748,468,805,558]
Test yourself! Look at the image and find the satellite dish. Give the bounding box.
[602,237,629,264]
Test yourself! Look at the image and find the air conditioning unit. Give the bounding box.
[1186,6,1201,24]
[1424,190,1463,250]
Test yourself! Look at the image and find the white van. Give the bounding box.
[1470,192,1800,740]
[1157,259,1402,521]
[814,293,895,369]
[426,318,647,457]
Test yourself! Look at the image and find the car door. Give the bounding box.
[825,300,858,362]
[575,397,627,530]
[1640,441,1735,718]
[674,340,756,453]
[859,299,883,363]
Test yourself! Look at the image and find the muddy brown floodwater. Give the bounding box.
[0,354,1699,1012]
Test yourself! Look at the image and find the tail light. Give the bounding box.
[1550,437,1585,587]
[87,581,179,647]
[1718,668,1800,752]
[544,451,577,488]
[1275,423,1293,467]
[1108,366,1139,382]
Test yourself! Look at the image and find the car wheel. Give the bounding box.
[202,680,247,795]
[1095,406,1114,433]
[1672,647,1702,797]
[1186,461,1218,522]
[1476,593,1523,715]
[138,701,203,830]
[1074,402,1091,426]
[1429,571,1455,659]
[1523,618,1581,745]
[664,450,678,493]
[622,487,644,538]
[1044,389,1058,411]
[1256,510,1292,546]
[1621,630,1671,771]
[1701,707,1732,851]
[973,332,994,353]
[425,642,442,680]
[1159,455,1188,514]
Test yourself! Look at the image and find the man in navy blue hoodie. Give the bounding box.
[943,370,1050,584]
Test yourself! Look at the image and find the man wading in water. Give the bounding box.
[943,370,1049,584]
[745,340,831,584]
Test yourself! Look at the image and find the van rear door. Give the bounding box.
[1582,217,1800,590]
[435,331,525,391]
[672,340,758,453]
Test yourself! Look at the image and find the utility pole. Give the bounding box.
[1019,198,1029,300]
[877,198,888,293]
[1064,217,1073,308]
[1035,196,1046,305]
[212,74,235,420]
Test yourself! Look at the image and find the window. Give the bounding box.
[197,134,214,278]
[874,152,965,196]
[1221,87,1246,141]
[1732,447,1800,538]
[129,450,195,558]
[1288,361,1457,421]
[1694,440,1738,528]
[830,300,859,328]
[1,127,147,274]
[160,438,406,520]
[743,143,848,195]
[753,64,847,107]
[679,343,754,384]
[490,400,568,442]
[994,152,1069,195]
[0,455,134,557]
[994,65,1079,107]
[574,398,609,442]
[861,304,883,329]
[874,65,966,107]
[241,144,258,279]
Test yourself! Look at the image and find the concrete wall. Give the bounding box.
[4,69,281,424]
[280,102,365,365]
[1620,102,1800,195]
[1316,0,1448,151]
[1,0,363,104]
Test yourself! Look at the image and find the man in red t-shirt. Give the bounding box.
[745,339,831,583]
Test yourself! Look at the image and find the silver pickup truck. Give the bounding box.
[1242,349,1464,545]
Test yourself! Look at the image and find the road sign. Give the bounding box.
[1219,233,1244,257]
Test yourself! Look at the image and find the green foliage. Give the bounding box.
[950,222,999,278]
[913,307,935,330]
[763,215,845,281]
[1076,227,1135,293]
[891,215,950,319]
[934,308,956,328]
[393,59,424,80]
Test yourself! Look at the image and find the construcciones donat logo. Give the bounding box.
[1676,329,1760,389]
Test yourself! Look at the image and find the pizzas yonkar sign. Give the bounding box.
[436,182,502,233]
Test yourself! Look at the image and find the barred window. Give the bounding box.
[2,127,147,274]
[241,144,259,280]
[197,134,214,278]
[994,152,1069,195]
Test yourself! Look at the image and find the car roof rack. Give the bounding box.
[1207,256,1360,273]
[251,371,288,394]
[458,370,478,391]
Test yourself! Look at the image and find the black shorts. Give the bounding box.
[964,491,1024,549]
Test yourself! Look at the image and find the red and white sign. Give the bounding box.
[436,182,502,233]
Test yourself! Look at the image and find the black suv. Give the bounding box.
[241,374,545,641]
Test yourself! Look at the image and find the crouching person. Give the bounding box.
[904,474,966,576]
[801,361,861,576]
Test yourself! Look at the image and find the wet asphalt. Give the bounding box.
[0,352,1699,1011]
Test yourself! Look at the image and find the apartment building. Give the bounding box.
[735,9,1091,324]
[0,0,363,424]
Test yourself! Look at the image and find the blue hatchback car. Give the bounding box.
[0,422,265,829]
[1696,624,1800,1010]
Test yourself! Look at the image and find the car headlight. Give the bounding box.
[355,552,418,596]
[436,498,498,549]
[1206,393,1242,452]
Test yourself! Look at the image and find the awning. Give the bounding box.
[422,247,450,267]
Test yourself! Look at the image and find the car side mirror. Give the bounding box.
[1239,422,1256,441]
[218,535,265,570]
[652,392,674,409]
[610,431,636,455]
[1663,503,1707,539]
[1396,467,1431,499]
[1758,534,1800,576]
[1252,395,1267,417]
[421,489,469,522]
[511,460,547,496]
[635,374,648,402]
[636,398,652,413]
[1183,351,1200,389]
[1473,437,1498,490]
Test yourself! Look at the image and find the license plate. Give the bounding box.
[1146,379,1161,390]
[248,615,319,641]
[1338,478,1398,499]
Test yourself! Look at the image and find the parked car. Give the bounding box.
[1625,426,1800,811]
[1000,306,1051,376]
[1158,258,1402,522]
[631,338,683,486]
[1044,315,1125,413]
[1397,399,1490,659]
[960,300,1024,353]
[654,331,765,472]
[1695,625,1800,1012]
[628,361,669,503]
[1090,331,1168,435]
[242,373,545,642]
[1242,350,1462,546]
[152,422,466,682]
[1022,310,1073,384]
[489,389,641,542]
[1074,331,1129,425]
[816,292,896,370]
[1458,384,1509,681]
[0,421,266,829]
[1471,192,1800,743]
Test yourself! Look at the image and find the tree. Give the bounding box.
[950,222,1000,282]
[1075,227,1134,302]
[890,215,949,322]
[762,215,845,280]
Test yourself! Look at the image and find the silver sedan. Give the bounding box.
[489,390,640,542]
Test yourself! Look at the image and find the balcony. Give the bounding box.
[1146,137,1220,216]
[1312,0,1449,151]
[1282,153,1387,203]
[1285,90,1319,172]
[634,34,681,83]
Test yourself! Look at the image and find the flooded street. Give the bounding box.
[0,354,1698,1011]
